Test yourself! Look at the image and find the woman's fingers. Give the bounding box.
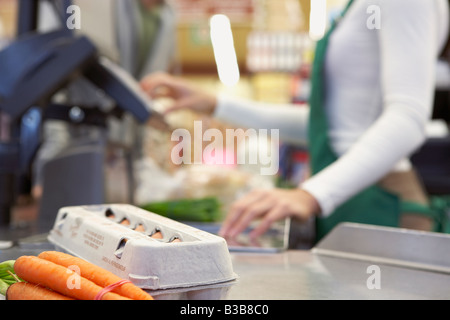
[218,190,269,238]
[140,72,169,94]
[140,72,188,99]
[226,197,276,239]
[249,205,287,239]
[141,73,217,115]
[219,188,320,240]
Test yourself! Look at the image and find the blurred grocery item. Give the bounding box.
[246,32,313,74]
[141,197,222,222]
[5,251,153,300]
[169,165,274,213]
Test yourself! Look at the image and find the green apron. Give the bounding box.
[308,0,441,242]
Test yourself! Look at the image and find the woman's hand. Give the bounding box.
[218,188,320,240]
[140,72,218,115]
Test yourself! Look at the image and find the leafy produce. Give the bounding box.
[1,251,154,300]
[0,279,9,296]
[14,255,130,300]
[141,197,222,222]
[38,251,152,300]
[0,260,20,295]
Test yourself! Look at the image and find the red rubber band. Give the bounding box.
[94,279,132,300]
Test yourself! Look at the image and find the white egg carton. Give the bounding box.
[47,204,238,299]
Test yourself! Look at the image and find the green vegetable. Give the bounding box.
[0,260,15,271]
[0,279,8,296]
[0,260,21,296]
[141,197,223,222]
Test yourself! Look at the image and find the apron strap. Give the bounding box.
[401,197,450,233]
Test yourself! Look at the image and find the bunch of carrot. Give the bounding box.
[3,251,154,300]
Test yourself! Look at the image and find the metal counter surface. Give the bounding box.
[227,223,450,300]
[2,247,447,300]
[227,250,450,300]
[1,223,450,300]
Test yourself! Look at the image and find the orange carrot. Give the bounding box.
[14,256,130,300]
[38,251,153,300]
[6,282,75,300]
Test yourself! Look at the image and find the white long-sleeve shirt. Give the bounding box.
[214,0,449,216]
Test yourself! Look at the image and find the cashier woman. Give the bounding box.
[141,0,450,242]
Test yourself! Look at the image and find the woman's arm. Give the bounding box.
[301,0,444,216]
[141,72,310,146]
[214,95,309,147]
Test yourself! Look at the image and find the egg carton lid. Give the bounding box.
[48,204,238,290]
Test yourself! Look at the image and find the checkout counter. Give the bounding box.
[2,222,450,300]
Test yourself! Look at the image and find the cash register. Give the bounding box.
[0,0,164,231]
